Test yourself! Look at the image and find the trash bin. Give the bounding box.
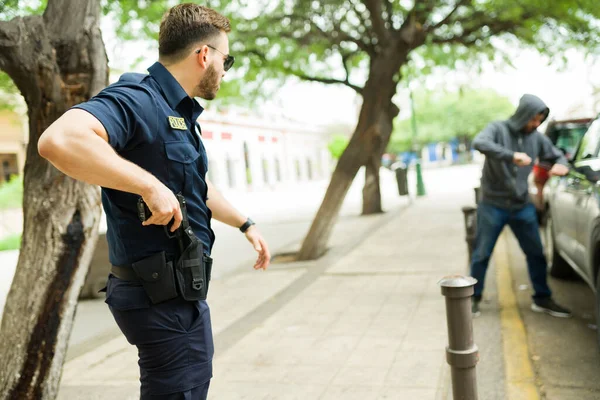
[461,206,477,265]
[474,187,481,205]
[393,163,409,196]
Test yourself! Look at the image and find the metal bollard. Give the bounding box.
[439,275,479,400]
[461,206,477,265]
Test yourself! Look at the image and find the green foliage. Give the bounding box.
[107,1,598,118]
[409,1,600,77]
[0,175,23,210]
[73,1,600,109]
[327,134,349,159]
[388,89,514,152]
[3,0,600,114]
[0,0,46,20]
[0,233,21,251]
[0,72,20,111]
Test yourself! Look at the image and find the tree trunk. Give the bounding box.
[297,51,404,261]
[0,1,107,398]
[362,102,399,215]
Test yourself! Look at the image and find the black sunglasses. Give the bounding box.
[196,45,234,71]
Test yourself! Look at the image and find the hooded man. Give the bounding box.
[470,94,571,317]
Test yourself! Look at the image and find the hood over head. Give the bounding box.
[507,94,549,132]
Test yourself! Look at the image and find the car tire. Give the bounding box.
[596,273,600,350]
[545,209,577,279]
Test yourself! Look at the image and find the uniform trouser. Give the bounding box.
[105,275,214,399]
[153,382,210,399]
[470,202,552,299]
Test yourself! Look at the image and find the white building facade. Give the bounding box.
[198,111,332,192]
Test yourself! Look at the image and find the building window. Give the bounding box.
[207,160,216,184]
[275,159,282,182]
[226,157,235,188]
[295,160,302,181]
[243,142,252,185]
[262,158,269,184]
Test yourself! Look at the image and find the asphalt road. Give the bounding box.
[507,230,600,399]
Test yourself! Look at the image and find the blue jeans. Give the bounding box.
[470,202,552,299]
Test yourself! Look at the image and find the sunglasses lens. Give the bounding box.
[224,56,234,71]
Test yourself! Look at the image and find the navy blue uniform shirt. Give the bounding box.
[74,62,215,265]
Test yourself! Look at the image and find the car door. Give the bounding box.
[571,120,600,279]
[572,160,600,286]
[550,168,581,262]
[551,120,600,264]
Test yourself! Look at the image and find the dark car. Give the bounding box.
[529,118,593,217]
[543,116,600,344]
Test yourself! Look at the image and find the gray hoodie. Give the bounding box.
[473,94,568,209]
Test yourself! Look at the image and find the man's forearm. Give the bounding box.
[472,124,514,161]
[206,179,247,228]
[39,120,157,196]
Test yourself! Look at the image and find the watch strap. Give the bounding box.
[239,218,255,233]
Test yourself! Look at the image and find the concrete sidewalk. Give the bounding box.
[58,165,482,399]
[58,197,478,399]
[207,194,469,400]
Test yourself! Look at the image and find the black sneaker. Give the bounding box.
[472,297,481,317]
[531,298,572,318]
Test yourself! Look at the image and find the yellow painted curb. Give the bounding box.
[495,232,540,400]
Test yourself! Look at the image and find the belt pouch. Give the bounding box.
[175,236,208,301]
[131,251,179,304]
[204,256,213,294]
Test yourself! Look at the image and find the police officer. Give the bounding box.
[38,4,270,399]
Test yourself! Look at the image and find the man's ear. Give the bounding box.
[196,46,210,69]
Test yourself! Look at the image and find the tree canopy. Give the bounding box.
[1,0,600,112]
[102,0,600,99]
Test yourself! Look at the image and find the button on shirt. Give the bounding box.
[73,62,215,265]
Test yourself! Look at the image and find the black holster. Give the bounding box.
[133,193,212,303]
[174,226,212,301]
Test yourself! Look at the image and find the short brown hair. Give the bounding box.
[159,3,231,63]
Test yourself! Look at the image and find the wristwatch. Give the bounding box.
[239,218,255,233]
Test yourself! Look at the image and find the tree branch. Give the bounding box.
[292,71,364,95]
[0,17,47,104]
[281,12,375,56]
[320,19,374,55]
[247,44,363,95]
[428,0,471,30]
[348,0,372,33]
[431,17,522,45]
[0,19,20,66]
[363,0,390,45]
[396,12,427,50]
[412,0,436,23]
[384,0,394,29]
[340,51,356,88]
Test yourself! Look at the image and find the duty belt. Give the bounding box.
[110,254,213,282]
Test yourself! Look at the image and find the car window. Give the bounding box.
[575,120,600,161]
[553,126,588,160]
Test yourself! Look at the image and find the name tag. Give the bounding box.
[168,116,187,130]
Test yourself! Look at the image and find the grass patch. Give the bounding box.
[0,233,21,251]
[0,176,23,210]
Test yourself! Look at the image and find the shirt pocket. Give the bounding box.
[164,141,200,194]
